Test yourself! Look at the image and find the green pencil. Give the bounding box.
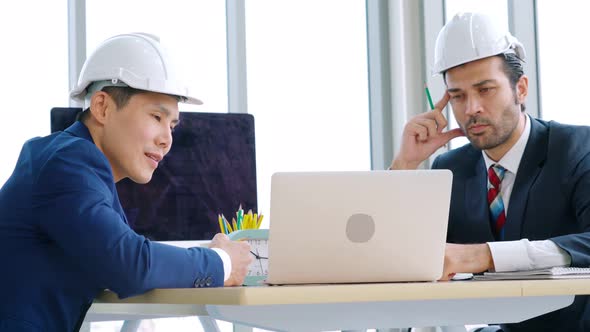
[424,84,435,110]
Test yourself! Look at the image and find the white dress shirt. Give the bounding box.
[481,114,571,272]
[211,248,232,281]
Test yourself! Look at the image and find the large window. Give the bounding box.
[0,1,69,186]
[444,0,509,150]
[537,1,590,125]
[245,0,371,224]
[86,0,228,114]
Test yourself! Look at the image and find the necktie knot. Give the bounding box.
[488,164,506,189]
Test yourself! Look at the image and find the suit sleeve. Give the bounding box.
[33,141,224,298]
[550,152,590,267]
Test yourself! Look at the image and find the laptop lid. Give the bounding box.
[266,170,452,284]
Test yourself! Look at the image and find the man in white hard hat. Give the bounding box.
[390,12,590,331]
[0,33,252,332]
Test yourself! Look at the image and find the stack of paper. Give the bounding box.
[474,267,590,280]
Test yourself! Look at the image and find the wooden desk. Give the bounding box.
[88,279,590,331]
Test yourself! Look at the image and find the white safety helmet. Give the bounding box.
[70,33,202,106]
[432,12,526,75]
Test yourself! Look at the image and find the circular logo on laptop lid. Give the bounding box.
[346,213,375,243]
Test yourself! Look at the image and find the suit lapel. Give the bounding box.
[504,118,548,240]
[464,152,496,241]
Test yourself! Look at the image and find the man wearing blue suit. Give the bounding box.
[390,13,590,332]
[0,33,252,331]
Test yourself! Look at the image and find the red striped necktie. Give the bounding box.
[488,164,507,240]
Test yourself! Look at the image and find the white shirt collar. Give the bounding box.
[483,113,531,175]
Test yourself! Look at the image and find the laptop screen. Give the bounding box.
[50,108,258,240]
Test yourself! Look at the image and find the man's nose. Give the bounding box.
[464,95,483,116]
[157,127,173,151]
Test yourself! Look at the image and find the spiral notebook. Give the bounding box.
[474,267,590,280]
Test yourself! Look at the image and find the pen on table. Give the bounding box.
[424,83,435,110]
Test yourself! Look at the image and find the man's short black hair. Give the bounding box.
[77,86,145,123]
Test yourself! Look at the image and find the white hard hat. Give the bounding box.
[432,12,526,75]
[70,33,202,105]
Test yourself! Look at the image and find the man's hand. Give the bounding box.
[390,93,464,170]
[209,233,253,286]
[439,243,495,281]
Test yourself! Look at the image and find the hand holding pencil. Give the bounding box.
[389,84,464,170]
[209,233,252,286]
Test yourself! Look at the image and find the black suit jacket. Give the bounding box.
[432,117,590,332]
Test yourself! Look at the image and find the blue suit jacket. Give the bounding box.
[433,117,590,332]
[0,122,224,332]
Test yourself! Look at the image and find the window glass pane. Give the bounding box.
[0,1,68,186]
[444,0,508,149]
[245,0,371,225]
[537,1,590,124]
[86,0,227,114]
[445,1,508,29]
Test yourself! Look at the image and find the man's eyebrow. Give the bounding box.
[447,79,498,93]
[156,104,180,125]
[473,79,497,87]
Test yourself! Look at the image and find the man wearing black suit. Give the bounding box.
[390,12,590,331]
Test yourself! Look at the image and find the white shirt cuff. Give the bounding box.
[487,239,571,272]
[210,248,232,282]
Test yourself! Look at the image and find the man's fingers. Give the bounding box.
[407,122,428,142]
[212,233,229,241]
[414,118,438,140]
[408,120,463,145]
[431,110,448,133]
[443,128,465,140]
[435,128,465,148]
[438,272,455,282]
[434,92,451,112]
[239,241,252,253]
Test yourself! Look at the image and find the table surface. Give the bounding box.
[90,241,590,331]
[95,278,590,305]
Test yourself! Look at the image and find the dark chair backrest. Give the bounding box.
[50,107,83,133]
[50,107,257,240]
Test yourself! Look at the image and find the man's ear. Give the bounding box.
[516,75,528,104]
[88,91,114,125]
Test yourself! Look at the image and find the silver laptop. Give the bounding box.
[266,170,453,284]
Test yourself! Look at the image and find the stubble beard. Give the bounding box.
[462,102,521,151]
